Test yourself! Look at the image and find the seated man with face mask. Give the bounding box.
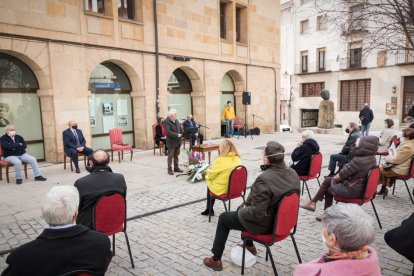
[75,150,127,229]
[203,141,300,271]
[63,120,94,173]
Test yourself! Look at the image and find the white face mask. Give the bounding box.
[384,124,388,129]
[321,232,341,254]
[7,131,16,137]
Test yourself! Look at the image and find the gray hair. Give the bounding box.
[42,186,79,226]
[349,122,358,129]
[322,204,375,252]
[168,109,178,117]
[302,130,314,140]
[404,116,414,123]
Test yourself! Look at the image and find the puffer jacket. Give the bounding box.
[331,136,379,198]
[238,162,300,235]
[291,138,320,176]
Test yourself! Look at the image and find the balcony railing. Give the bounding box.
[294,62,331,74]
[339,57,365,70]
[393,51,414,64]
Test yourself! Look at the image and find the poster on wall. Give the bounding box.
[90,117,96,127]
[102,102,114,115]
[117,99,128,116]
[103,116,115,133]
[386,103,397,115]
[0,102,12,127]
[118,116,128,126]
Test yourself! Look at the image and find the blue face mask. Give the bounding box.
[384,124,388,129]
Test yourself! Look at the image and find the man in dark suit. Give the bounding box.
[183,114,204,147]
[63,120,94,173]
[163,109,184,175]
[75,150,127,229]
[1,185,112,276]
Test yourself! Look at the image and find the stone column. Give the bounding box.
[191,93,206,138]
[131,91,153,149]
[37,89,57,163]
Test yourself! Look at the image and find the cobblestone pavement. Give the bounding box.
[0,133,413,275]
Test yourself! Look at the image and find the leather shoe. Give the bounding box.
[316,214,323,222]
[75,168,81,173]
[34,176,47,181]
[200,209,214,216]
[16,179,22,185]
[203,257,223,271]
[174,168,184,173]
[237,243,257,256]
[168,170,174,175]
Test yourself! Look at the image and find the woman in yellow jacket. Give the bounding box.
[201,139,241,216]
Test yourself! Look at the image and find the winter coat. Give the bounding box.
[290,138,320,176]
[206,153,242,195]
[384,139,414,176]
[377,128,396,153]
[237,162,300,235]
[359,107,374,125]
[331,135,379,198]
[384,213,414,263]
[163,117,183,149]
[340,129,362,156]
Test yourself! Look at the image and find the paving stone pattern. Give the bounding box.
[0,133,413,275]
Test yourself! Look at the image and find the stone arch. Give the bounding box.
[225,69,245,93]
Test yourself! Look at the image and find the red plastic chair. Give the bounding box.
[390,158,414,204]
[334,166,382,229]
[299,153,322,200]
[233,117,244,133]
[0,146,28,183]
[240,191,302,275]
[208,165,248,222]
[93,192,135,268]
[63,138,87,171]
[109,128,133,163]
[152,124,165,156]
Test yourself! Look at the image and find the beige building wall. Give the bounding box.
[0,0,280,162]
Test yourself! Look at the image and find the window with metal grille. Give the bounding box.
[302,82,325,97]
[340,79,371,111]
[118,0,134,20]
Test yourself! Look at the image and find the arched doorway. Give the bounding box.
[88,62,134,149]
[0,53,44,160]
[220,73,238,136]
[168,68,192,120]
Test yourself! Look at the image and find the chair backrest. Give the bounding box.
[308,153,323,178]
[363,166,380,200]
[234,117,238,124]
[409,158,414,178]
[93,192,126,236]
[227,165,248,199]
[152,124,157,139]
[109,128,123,145]
[273,191,300,241]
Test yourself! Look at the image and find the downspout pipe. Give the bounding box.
[153,0,160,117]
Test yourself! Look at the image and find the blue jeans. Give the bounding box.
[225,119,233,136]
[4,153,41,179]
[361,123,371,136]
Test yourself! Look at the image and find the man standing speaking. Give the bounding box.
[163,109,184,175]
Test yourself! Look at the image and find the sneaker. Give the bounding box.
[16,179,22,185]
[168,170,174,175]
[34,176,47,181]
[237,243,257,256]
[174,168,184,173]
[203,257,223,271]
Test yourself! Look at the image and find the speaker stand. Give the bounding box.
[238,104,253,139]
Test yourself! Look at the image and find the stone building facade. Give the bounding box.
[0,0,280,162]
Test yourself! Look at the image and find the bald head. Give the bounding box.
[91,150,110,166]
[5,124,15,132]
[68,121,77,128]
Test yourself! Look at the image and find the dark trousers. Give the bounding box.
[191,133,204,146]
[167,145,180,171]
[206,188,216,210]
[212,211,253,260]
[311,177,334,209]
[65,147,93,168]
[155,137,168,150]
[328,154,348,173]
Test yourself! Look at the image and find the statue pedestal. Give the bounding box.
[298,127,343,135]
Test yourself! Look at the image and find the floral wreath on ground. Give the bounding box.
[183,150,209,182]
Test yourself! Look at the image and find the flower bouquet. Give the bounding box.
[183,150,209,182]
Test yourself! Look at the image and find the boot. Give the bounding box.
[377,186,388,196]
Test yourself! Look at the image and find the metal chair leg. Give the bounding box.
[118,151,121,163]
[370,200,382,229]
[301,181,305,196]
[392,180,396,195]
[241,239,246,275]
[403,180,414,204]
[266,246,278,276]
[222,200,228,212]
[291,234,302,263]
[124,231,135,268]
[112,235,115,256]
[317,178,321,187]
[6,166,9,183]
[130,149,133,161]
[304,181,311,200]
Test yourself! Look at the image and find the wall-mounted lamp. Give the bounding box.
[392,85,397,94]
[173,56,191,61]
